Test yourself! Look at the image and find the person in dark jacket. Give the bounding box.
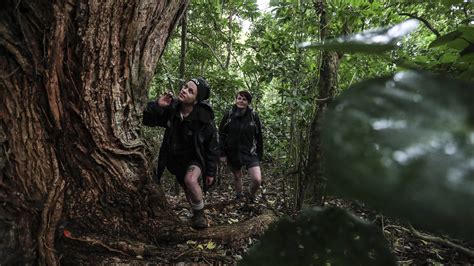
[142,77,218,229]
[218,91,263,202]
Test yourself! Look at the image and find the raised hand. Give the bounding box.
[157,91,174,107]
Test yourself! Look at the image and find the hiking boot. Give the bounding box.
[246,190,256,204]
[235,192,244,201]
[247,194,256,204]
[191,209,208,229]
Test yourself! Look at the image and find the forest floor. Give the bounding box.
[74,162,474,265]
[157,162,474,265]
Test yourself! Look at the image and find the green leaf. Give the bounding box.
[459,68,474,81]
[240,207,396,266]
[430,27,472,50]
[440,53,458,63]
[413,55,429,63]
[206,241,217,250]
[459,26,474,43]
[446,38,470,51]
[460,43,474,57]
[459,53,474,63]
[298,19,420,54]
[441,0,464,7]
[323,70,474,240]
[429,30,463,48]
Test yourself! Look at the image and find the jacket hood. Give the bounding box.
[195,101,215,122]
[173,100,214,123]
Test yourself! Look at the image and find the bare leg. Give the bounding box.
[248,166,262,197]
[232,169,243,195]
[184,165,203,209]
[184,165,209,229]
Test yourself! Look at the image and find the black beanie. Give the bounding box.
[191,77,210,102]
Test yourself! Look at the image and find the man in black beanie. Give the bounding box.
[142,77,217,229]
[191,77,210,102]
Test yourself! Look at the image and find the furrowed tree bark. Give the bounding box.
[0,0,188,264]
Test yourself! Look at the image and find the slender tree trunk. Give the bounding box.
[174,9,187,196]
[0,0,188,264]
[225,8,234,69]
[179,11,187,82]
[301,0,340,208]
[293,2,309,210]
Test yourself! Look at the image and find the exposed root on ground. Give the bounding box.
[63,210,277,259]
[176,210,276,243]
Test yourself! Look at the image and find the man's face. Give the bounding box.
[178,81,198,104]
[235,94,249,109]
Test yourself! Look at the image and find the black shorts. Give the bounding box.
[228,154,260,172]
[166,158,202,188]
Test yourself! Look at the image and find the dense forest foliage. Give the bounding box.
[148,0,472,171]
[144,0,474,264]
[147,0,473,202]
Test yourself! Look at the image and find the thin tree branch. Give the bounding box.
[187,35,226,71]
[230,52,253,91]
[399,13,440,37]
[225,8,234,69]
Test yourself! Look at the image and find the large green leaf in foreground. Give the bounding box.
[298,19,420,54]
[323,71,474,240]
[240,207,395,266]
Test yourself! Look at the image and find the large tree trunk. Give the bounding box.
[300,0,340,208]
[0,0,188,264]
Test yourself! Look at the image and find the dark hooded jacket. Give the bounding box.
[218,105,263,164]
[142,100,218,181]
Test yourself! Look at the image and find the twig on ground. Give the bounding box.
[65,234,129,256]
[260,193,281,217]
[176,248,194,259]
[383,223,474,258]
[407,224,474,258]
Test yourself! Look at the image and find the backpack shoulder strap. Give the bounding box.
[222,107,233,129]
[251,110,260,134]
[227,108,233,121]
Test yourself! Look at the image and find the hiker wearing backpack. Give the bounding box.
[142,77,218,229]
[218,91,263,202]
